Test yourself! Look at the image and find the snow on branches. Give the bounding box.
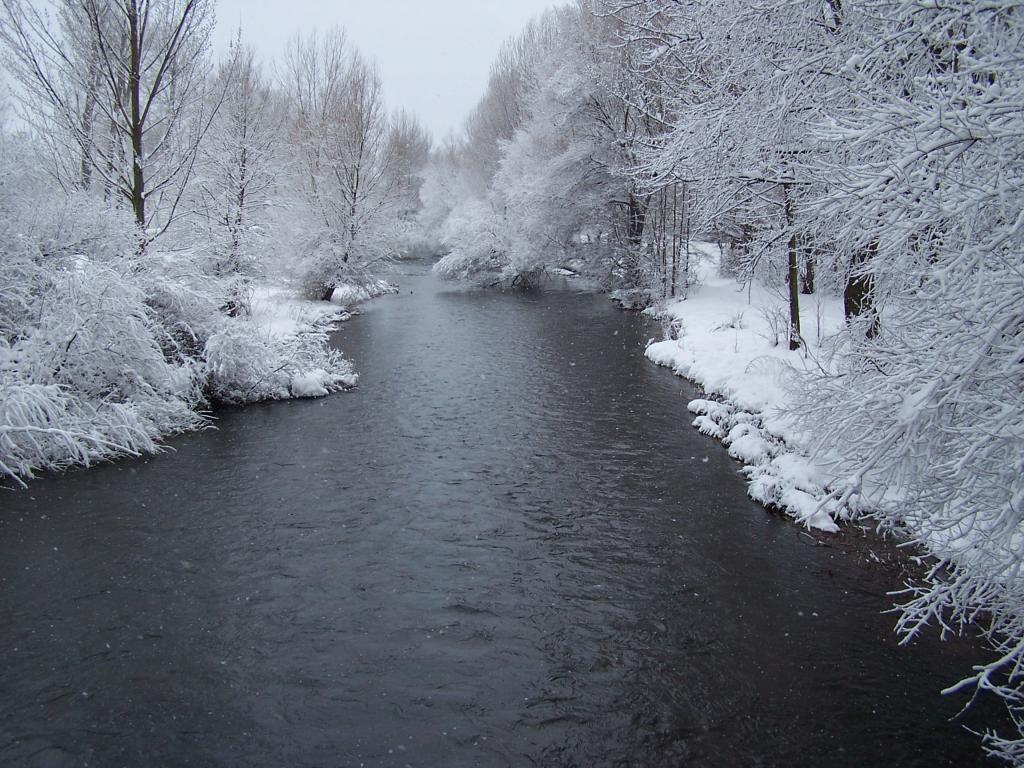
[630,0,1024,759]
[798,2,1024,760]
[0,4,422,486]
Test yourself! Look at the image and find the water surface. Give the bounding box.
[0,260,996,766]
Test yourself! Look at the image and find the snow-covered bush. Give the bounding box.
[204,315,356,404]
[0,374,199,485]
[798,259,1024,759]
[0,156,205,483]
[0,130,362,485]
[432,199,510,284]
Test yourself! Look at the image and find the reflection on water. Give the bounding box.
[0,261,995,766]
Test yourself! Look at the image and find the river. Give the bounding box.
[0,259,996,766]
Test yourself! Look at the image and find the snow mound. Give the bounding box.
[290,370,330,398]
[692,415,726,439]
[726,428,774,465]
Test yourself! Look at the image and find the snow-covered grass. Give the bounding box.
[207,278,397,404]
[644,243,850,532]
[204,286,355,405]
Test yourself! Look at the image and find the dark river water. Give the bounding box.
[0,260,998,766]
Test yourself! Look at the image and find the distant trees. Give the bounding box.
[281,29,430,301]
[429,3,668,289]
[431,9,568,285]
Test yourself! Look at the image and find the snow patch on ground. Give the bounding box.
[645,245,848,533]
[250,286,351,339]
[332,278,400,307]
[249,279,396,342]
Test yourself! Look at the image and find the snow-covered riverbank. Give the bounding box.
[643,245,1024,762]
[644,246,850,533]
[241,279,397,399]
[0,278,395,487]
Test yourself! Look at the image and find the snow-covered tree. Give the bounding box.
[384,108,432,256]
[432,4,668,289]
[281,28,424,300]
[194,35,282,315]
[795,2,1024,760]
[0,0,218,236]
[0,7,361,484]
[610,0,854,342]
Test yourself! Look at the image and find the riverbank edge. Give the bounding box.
[631,262,1023,763]
[634,260,851,534]
[248,278,398,398]
[0,279,396,489]
[645,350,846,534]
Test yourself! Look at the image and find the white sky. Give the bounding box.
[211,0,564,142]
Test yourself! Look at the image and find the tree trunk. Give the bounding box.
[783,183,801,350]
[127,1,145,228]
[626,192,647,287]
[627,193,647,246]
[788,232,802,350]
[79,83,96,190]
[844,242,879,338]
[801,245,815,295]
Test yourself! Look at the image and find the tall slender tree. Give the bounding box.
[0,0,217,236]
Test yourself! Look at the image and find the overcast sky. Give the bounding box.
[211,0,563,141]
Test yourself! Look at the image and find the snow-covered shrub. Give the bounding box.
[288,226,397,303]
[0,129,362,485]
[204,314,356,404]
[798,259,1024,756]
[0,374,200,485]
[0,170,205,483]
[432,199,510,284]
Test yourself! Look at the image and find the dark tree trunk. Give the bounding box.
[787,232,802,350]
[127,2,145,228]
[783,184,801,350]
[626,192,648,287]
[627,193,647,246]
[844,242,879,338]
[800,247,815,295]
